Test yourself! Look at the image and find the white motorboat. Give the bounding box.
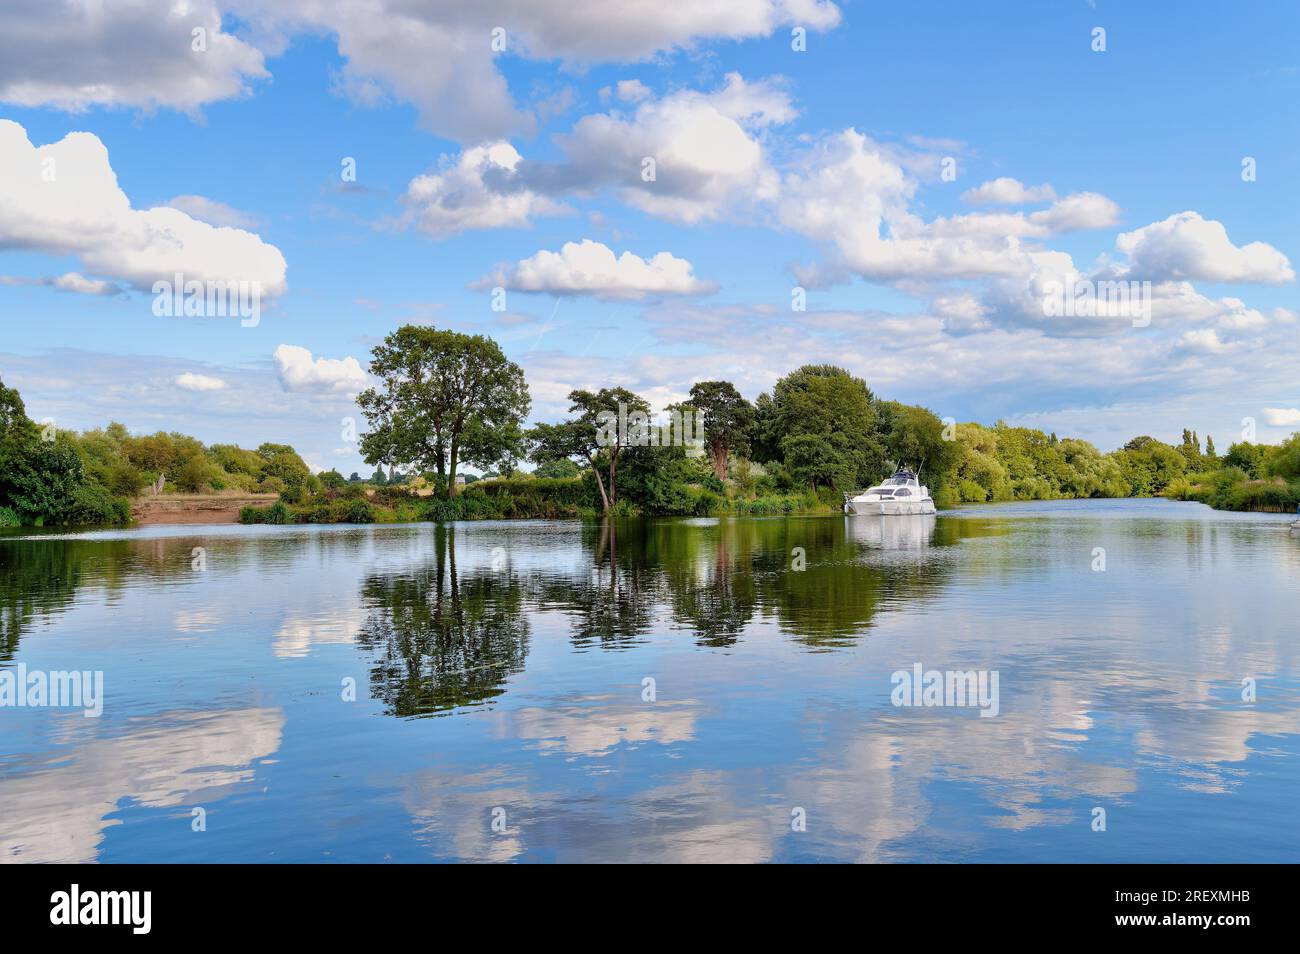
[844,467,937,516]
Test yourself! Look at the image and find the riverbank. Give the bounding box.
[235,479,837,525]
[132,492,280,524]
[1164,469,1300,513]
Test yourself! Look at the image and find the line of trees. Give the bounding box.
[6,324,1299,527]
[1,375,320,527]
[354,329,1300,515]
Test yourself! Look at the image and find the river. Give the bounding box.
[1,498,1297,862]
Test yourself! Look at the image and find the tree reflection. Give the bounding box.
[658,520,758,648]
[0,538,132,660]
[544,515,965,651]
[536,519,659,649]
[356,525,530,716]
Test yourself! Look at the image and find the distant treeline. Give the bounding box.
[4,342,1298,528]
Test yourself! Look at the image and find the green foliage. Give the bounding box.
[261,451,310,500]
[526,386,649,513]
[1168,464,1300,512]
[239,500,292,525]
[344,499,376,523]
[1223,441,1267,478]
[0,394,134,527]
[532,457,580,479]
[1,436,87,523]
[65,483,132,526]
[688,380,754,479]
[756,365,886,491]
[0,378,31,440]
[1265,432,1300,481]
[357,324,531,496]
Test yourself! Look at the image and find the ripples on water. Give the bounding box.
[1,499,1297,862]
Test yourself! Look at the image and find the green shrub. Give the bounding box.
[305,503,333,523]
[474,476,592,506]
[1226,480,1300,512]
[104,461,148,498]
[344,499,375,523]
[63,483,131,525]
[264,501,290,525]
[0,506,20,528]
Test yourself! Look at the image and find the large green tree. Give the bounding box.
[527,387,649,513]
[688,380,753,481]
[877,400,956,484]
[761,365,886,490]
[0,377,32,441]
[357,326,530,496]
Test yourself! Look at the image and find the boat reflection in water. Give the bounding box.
[843,513,937,553]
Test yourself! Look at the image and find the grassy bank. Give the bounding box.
[1165,470,1300,512]
[236,478,837,524]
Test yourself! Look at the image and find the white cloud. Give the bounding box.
[1262,407,1300,427]
[167,194,259,229]
[238,0,837,141]
[1,1,839,142]
[548,72,795,223]
[778,130,1038,281]
[176,372,229,391]
[616,79,653,102]
[273,344,368,394]
[1178,329,1231,354]
[0,0,267,114]
[53,272,120,296]
[402,141,569,238]
[2,271,121,295]
[1117,211,1294,284]
[0,120,287,295]
[483,239,716,299]
[778,131,1122,283]
[1026,192,1120,233]
[962,177,1057,205]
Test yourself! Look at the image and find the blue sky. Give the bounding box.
[1,0,1296,474]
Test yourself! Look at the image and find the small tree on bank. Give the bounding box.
[527,387,649,513]
[688,380,753,481]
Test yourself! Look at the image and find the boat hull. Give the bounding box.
[846,497,936,516]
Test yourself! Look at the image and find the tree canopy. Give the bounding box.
[687,380,753,480]
[357,325,530,496]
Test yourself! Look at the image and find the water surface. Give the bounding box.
[2,499,1298,862]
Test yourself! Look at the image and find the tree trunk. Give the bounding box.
[608,450,618,509]
[447,437,460,497]
[586,453,611,512]
[710,440,728,481]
